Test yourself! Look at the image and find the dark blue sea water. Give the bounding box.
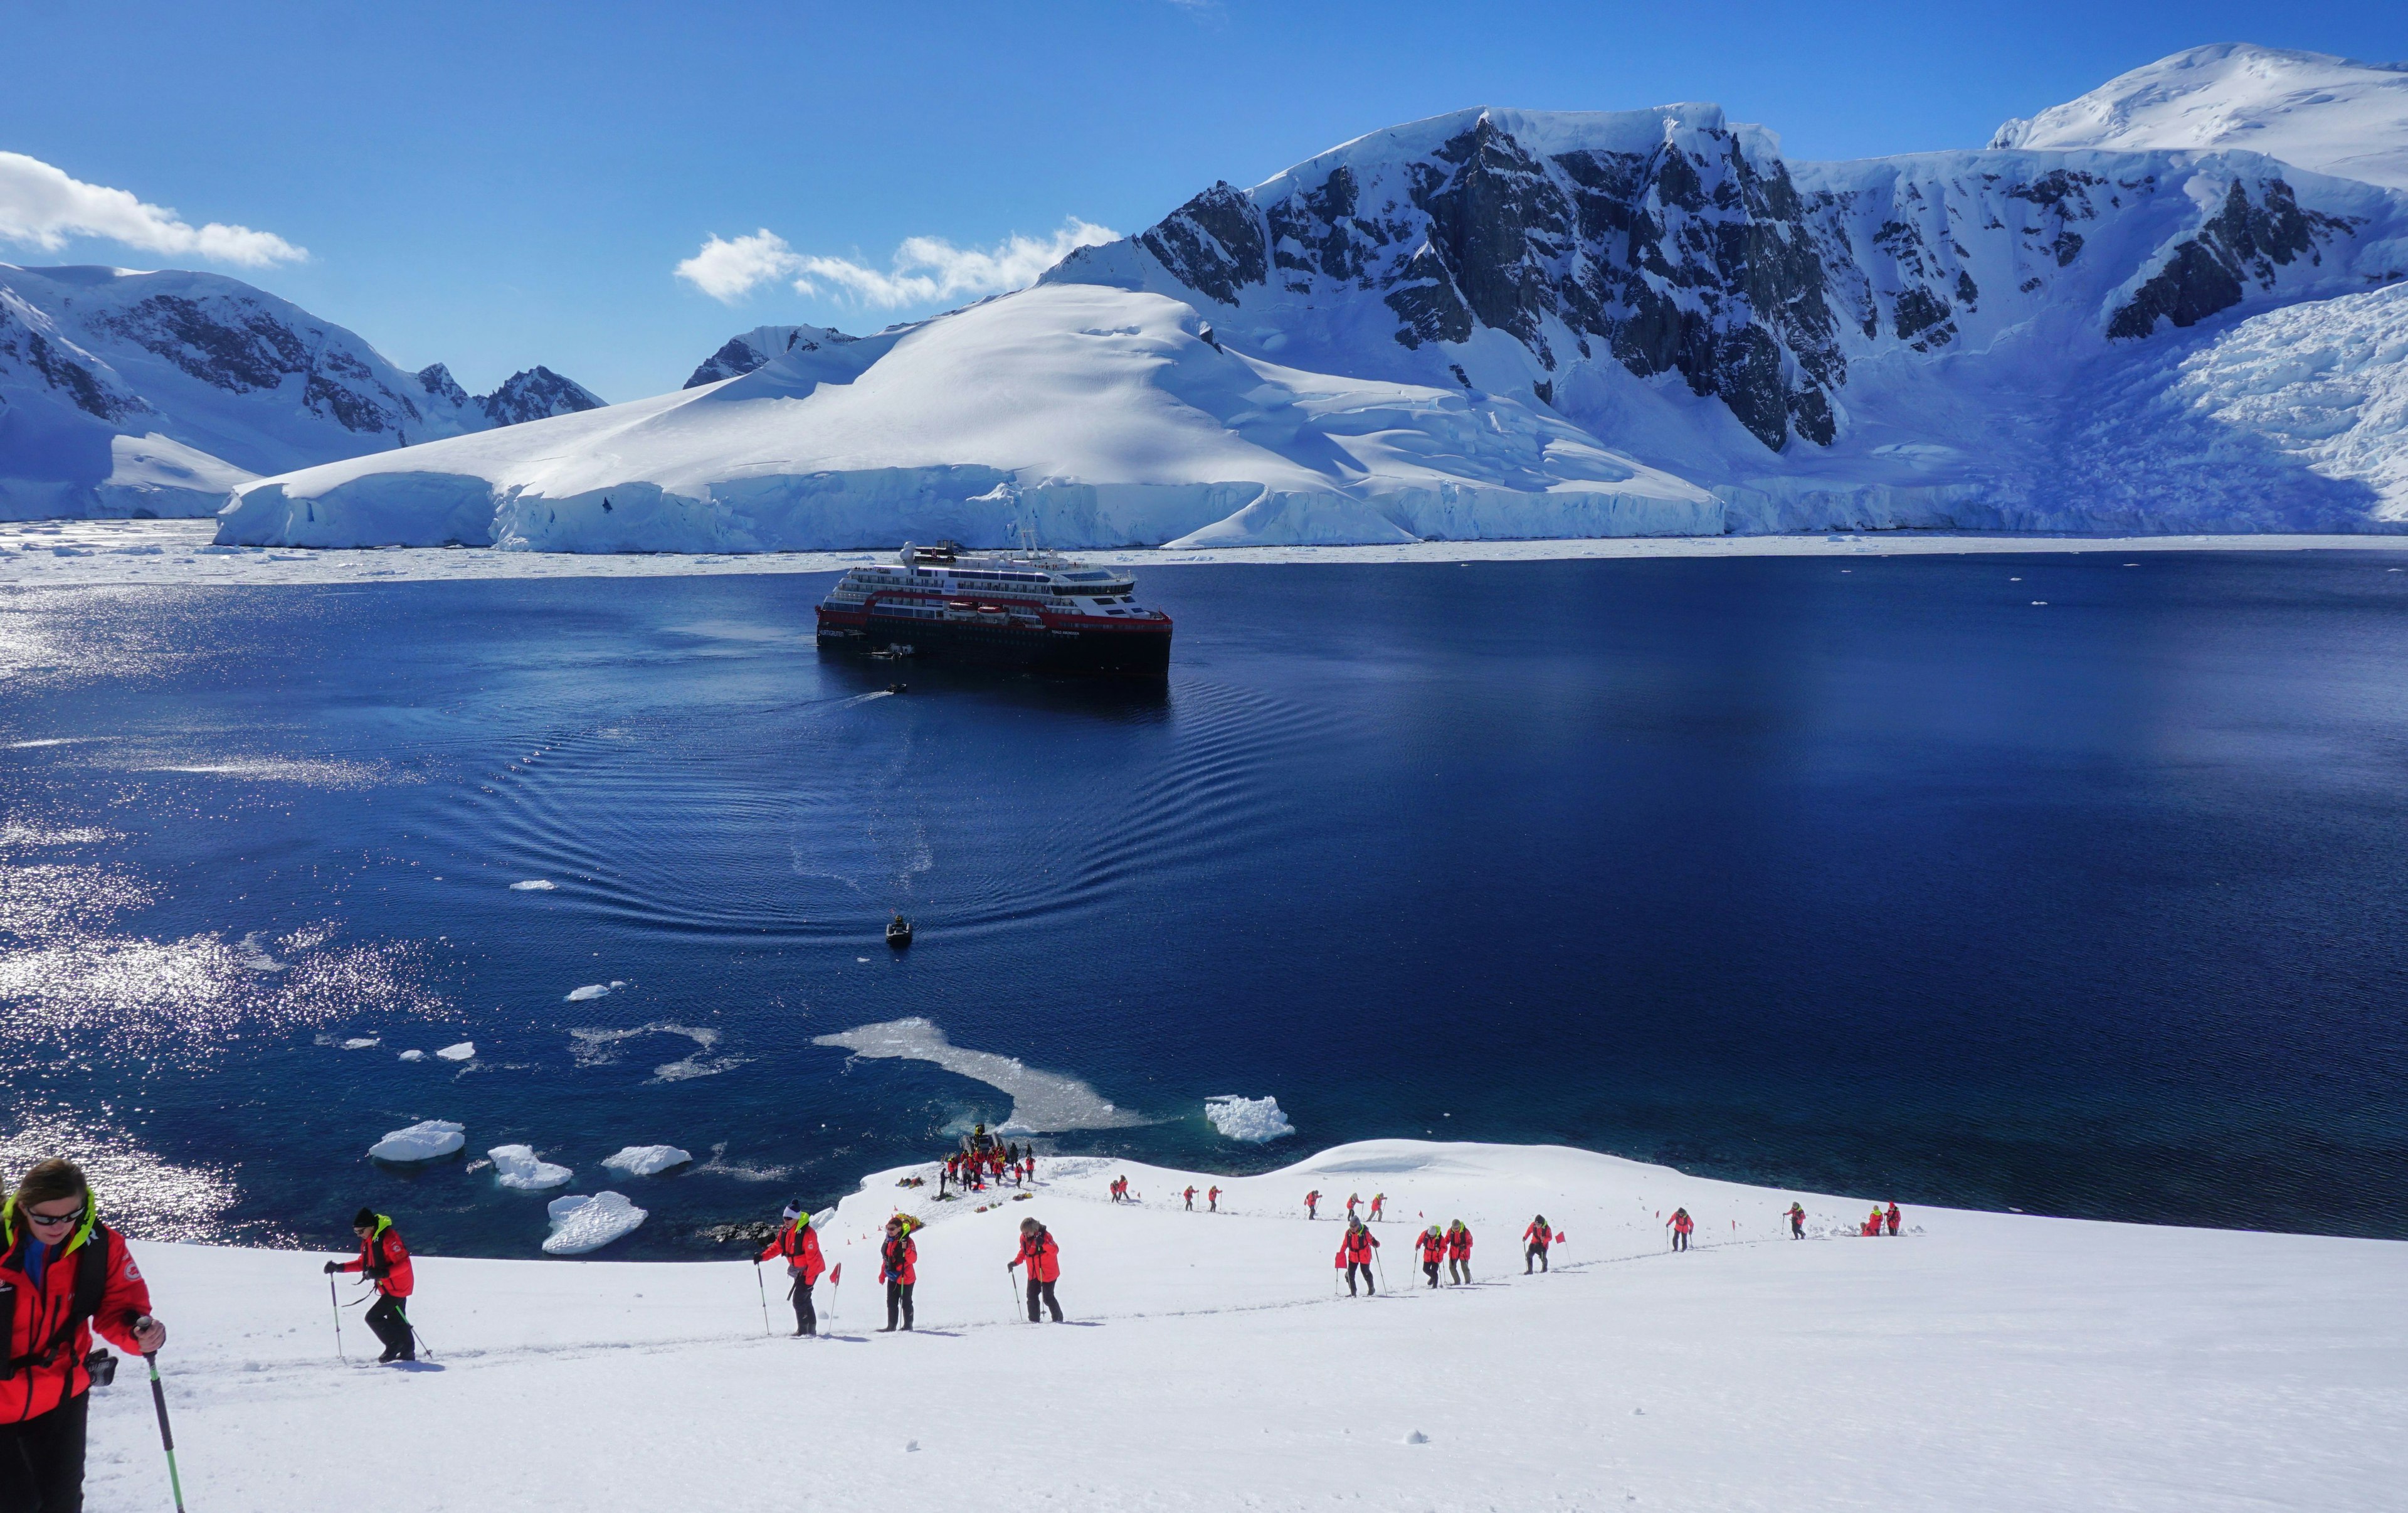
[5,550,2407,1256]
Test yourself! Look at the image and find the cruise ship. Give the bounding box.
[815,541,1173,675]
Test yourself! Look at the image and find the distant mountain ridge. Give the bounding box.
[1991,43,2408,192]
[0,263,599,520]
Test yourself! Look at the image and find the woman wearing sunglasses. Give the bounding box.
[2,1157,167,1509]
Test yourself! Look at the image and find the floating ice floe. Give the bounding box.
[543,1191,646,1254]
[435,1041,475,1061]
[1205,1095,1296,1144]
[565,980,625,1002]
[601,1145,692,1177]
[509,879,556,891]
[487,1144,573,1191]
[341,1037,381,1050]
[812,1018,1147,1133]
[398,1049,426,1062]
[368,1120,465,1162]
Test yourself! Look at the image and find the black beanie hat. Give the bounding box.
[353,1207,378,1229]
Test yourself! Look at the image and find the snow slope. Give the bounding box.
[216,93,2408,551]
[1993,43,2408,192]
[86,1140,2407,1511]
[215,281,1716,551]
[0,264,601,521]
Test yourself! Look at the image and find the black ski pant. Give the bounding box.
[1345,1261,1375,1295]
[1422,1260,1440,1288]
[884,1280,914,1330]
[1526,1244,1548,1273]
[788,1277,816,1335]
[1791,1219,1803,1238]
[1672,1231,1689,1252]
[366,1293,415,1359]
[1025,1278,1062,1322]
[0,1389,87,1513]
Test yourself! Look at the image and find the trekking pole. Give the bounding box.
[1006,1268,1025,1324]
[329,1272,346,1362]
[754,1263,773,1336]
[400,1305,436,1362]
[139,1339,188,1513]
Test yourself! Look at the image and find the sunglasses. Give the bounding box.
[23,1207,82,1228]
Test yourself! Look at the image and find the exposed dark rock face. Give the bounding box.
[682,325,860,388]
[418,363,471,408]
[0,308,146,423]
[2107,180,2355,337]
[480,366,604,427]
[1072,109,2379,455]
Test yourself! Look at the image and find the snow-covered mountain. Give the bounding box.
[682,324,867,388]
[1993,44,2408,192]
[218,87,2408,552]
[0,264,601,520]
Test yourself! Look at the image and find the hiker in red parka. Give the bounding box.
[1207,1186,1221,1213]
[1886,1202,1902,1236]
[1787,1202,1806,1239]
[1523,1215,1551,1274]
[879,1217,917,1332]
[1445,1220,1472,1284]
[1336,1217,1380,1296]
[1669,1208,1694,1252]
[754,1204,826,1336]
[1304,1189,1320,1220]
[1417,1226,1446,1288]
[1368,1193,1385,1222]
[3,1159,164,1510]
[1183,1186,1196,1211]
[327,1206,417,1361]
[1008,1217,1064,1322]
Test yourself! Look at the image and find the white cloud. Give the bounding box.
[675,220,1117,308]
[0,151,305,268]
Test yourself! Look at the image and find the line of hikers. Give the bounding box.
[1300,1189,1389,1223]
[1413,1221,1477,1287]
[939,1141,1032,1199]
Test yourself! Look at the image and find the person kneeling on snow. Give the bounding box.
[1336,1218,1380,1296]
[3,1157,167,1511]
[1008,1217,1063,1322]
[879,1218,917,1332]
[1417,1225,1445,1288]
[756,1202,825,1336]
[327,1208,416,1362]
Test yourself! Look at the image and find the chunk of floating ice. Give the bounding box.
[811,1017,1148,1133]
[487,1144,573,1191]
[510,879,557,891]
[542,1191,647,1254]
[1204,1095,1296,1144]
[342,1037,381,1050]
[601,1144,692,1176]
[566,984,611,1002]
[435,1041,475,1061]
[398,1049,426,1062]
[369,1120,465,1162]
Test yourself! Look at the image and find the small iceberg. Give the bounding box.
[435,1041,475,1061]
[398,1049,427,1062]
[565,983,616,1002]
[368,1120,465,1162]
[487,1144,573,1191]
[509,879,557,891]
[543,1191,647,1255]
[341,1037,382,1050]
[601,1144,692,1177]
[1205,1095,1296,1144]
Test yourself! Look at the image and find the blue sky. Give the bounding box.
[3,1,2399,400]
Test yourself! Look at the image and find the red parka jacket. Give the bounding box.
[879,1233,917,1285]
[2,1197,153,1425]
[758,1220,825,1283]
[335,1215,413,1297]
[1417,1230,1446,1264]
[1524,1221,1551,1247]
[1447,1226,1472,1258]
[1672,1212,1694,1235]
[1011,1228,1060,1283]
[1336,1228,1379,1265]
